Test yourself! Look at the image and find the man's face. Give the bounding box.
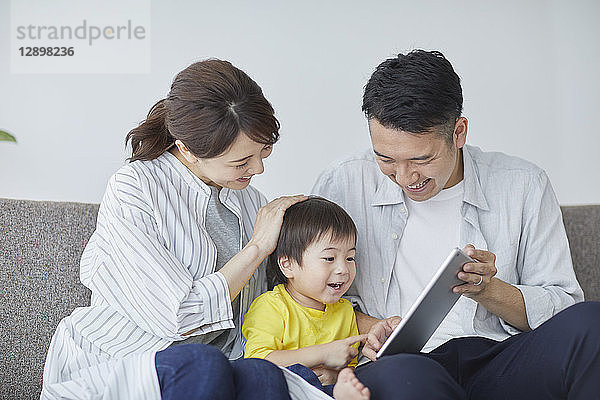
[369,118,467,202]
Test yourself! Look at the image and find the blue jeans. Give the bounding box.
[155,344,290,400]
[354,301,600,400]
[286,364,335,397]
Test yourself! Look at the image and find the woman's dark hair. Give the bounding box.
[126,59,280,162]
[362,50,463,142]
[267,197,357,288]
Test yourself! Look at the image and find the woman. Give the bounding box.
[41,59,307,399]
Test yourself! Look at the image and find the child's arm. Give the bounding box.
[265,334,366,369]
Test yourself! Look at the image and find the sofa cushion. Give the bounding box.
[0,198,598,399]
[0,198,97,399]
[561,205,600,302]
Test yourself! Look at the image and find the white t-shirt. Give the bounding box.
[387,180,474,352]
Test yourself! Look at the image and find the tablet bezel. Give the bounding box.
[376,247,474,358]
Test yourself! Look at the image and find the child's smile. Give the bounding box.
[282,233,356,311]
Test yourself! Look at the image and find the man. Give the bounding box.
[312,50,599,399]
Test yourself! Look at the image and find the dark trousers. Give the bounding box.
[286,363,335,397]
[155,344,290,400]
[354,301,600,400]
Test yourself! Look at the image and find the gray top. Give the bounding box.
[170,185,241,356]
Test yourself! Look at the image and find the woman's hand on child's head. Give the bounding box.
[362,316,402,362]
[321,334,368,369]
[249,195,307,257]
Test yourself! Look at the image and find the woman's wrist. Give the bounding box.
[245,240,271,262]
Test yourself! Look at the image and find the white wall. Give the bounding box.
[1,0,599,205]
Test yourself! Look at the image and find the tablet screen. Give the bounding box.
[376,247,474,358]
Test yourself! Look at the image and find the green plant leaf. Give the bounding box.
[0,130,17,143]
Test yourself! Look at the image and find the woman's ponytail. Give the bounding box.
[125,59,279,163]
[125,99,174,162]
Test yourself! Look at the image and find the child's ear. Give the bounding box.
[278,256,294,279]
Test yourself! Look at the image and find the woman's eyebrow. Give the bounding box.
[228,155,252,163]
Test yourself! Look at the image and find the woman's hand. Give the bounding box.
[247,195,307,258]
[220,195,306,300]
[362,316,401,361]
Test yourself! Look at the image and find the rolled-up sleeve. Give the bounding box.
[80,170,234,340]
[512,170,584,330]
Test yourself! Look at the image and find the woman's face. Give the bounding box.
[175,133,273,190]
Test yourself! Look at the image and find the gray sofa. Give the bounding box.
[1,198,599,399]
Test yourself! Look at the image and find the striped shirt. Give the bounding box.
[41,151,329,400]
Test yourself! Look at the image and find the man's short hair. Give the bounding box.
[267,197,357,288]
[362,50,463,142]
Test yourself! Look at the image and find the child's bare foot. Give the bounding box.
[332,368,370,400]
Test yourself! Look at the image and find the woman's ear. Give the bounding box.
[175,140,199,164]
[278,256,294,279]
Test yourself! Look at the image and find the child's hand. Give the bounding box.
[320,334,367,369]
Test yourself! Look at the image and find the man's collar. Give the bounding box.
[461,145,489,211]
[369,145,489,210]
[371,168,406,206]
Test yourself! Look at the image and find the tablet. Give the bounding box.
[376,247,474,358]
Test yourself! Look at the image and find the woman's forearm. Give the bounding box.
[219,243,267,301]
[220,195,308,301]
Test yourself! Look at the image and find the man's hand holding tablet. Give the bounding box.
[361,247,478,360]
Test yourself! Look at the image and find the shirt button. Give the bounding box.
[399,206,406,213]
[392,233,398,240]
[381,278,385,283]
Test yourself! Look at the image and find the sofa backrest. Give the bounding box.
[1,198,97,399]
[0,198,599,399]
[561,205,600,302]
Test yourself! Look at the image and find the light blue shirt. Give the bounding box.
[312,145,583,342]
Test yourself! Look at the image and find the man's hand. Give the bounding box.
[362,316,401,361]
[453,244,530,331]
[453,244,497,298]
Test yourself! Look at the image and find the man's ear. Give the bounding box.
[175,140,199,164]
[278,256,295,279]
[453,117,468,149]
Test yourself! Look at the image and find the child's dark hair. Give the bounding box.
[267,197,357,288]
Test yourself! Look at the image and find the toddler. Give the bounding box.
[242,197,369,400]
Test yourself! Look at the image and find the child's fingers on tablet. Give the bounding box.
[345,334,369,345]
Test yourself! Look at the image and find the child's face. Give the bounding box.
[282,233,356,311]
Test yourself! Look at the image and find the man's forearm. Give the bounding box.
[470,277,531,331]
[355,311,381,334]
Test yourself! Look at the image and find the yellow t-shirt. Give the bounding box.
[242,284,360,367]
